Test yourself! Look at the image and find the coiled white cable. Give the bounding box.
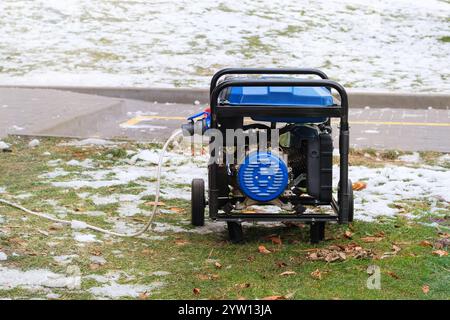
[0,129,183,238]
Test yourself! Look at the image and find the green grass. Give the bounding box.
[0,136,448,299]
[438,36,450,43]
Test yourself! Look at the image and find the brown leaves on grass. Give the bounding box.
[193,288,201,295]
[90,248,102,256]
[386,271,400,280]
[261,295,286,300]
[422,285,430,294]
[361,231,385,243]
[197,274,219,281]
[343,230,353,239]
[168,207,184,213]
[265,234,282,245]
[89,263,101,271]
[258,245,271,254]
[174,238,189,246]
[361,236,383,243]
[432,249,448,257]
[214,262,222,269]
[352,181,367,191]
[379,244,401,259]
[310,269,322,280]
[235,283,251,289]
[307,243,374,262]
[138,291,149,300]
[144,201,165,207]
[419,240,433,247]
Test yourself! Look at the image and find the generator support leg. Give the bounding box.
[310,222,325,244]
[227,222,244,244]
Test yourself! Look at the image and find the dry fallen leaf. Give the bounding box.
[89,263,101,270]
[145,201,165,206]
[361,236,384,243]
[266,235,282,245]
[279,271,296,276]
[276,261,288,268]
[352,181,367,191]
[344,230,353,239]
[310,269,322,280]
[432,249,448,257]
[193,288,201,295]
[197,274,210,280]
[387,271,400,279]
[419,240,433,247]
[169,207,184,213]
[214,262,222,269]
[236,283,251,289]
[258,245,271,254]
[261,295,286,300]
[422,285,430,294]
[139,291,149,300]
[175,239,189,246]
[90,249,102,256]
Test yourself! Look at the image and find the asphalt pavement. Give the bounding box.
[1,88,449,152]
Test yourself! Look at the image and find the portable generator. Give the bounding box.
[182,68,353,243]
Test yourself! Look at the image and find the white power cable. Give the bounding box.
[0,129,183,238]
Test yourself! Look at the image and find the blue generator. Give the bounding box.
[183,68,353,243]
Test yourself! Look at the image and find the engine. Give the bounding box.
[231,123,333,204]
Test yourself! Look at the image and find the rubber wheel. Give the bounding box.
[338,179,354,223]
[227,222,244,244]
[191,179,205,226]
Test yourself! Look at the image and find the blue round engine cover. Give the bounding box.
[238,152,289,202]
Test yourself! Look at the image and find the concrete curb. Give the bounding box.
[1,85,449,109]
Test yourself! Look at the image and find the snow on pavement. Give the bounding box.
[0,0,448,92]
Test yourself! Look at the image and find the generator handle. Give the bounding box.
[210,68,329,96]
[210,78,348,124]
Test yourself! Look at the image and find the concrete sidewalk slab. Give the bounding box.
[0,88,122,138]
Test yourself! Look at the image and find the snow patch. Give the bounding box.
[67,159,95,168]
[0,141,10,150]
[398,152,421,163]
[151,271,171,276]
[0,266,80,290]
[53,255,78,265]
[71,220,88,230]
[28,139,40,148]
[73,232,101,243]
[59,139,122,147]
[89,281,164,299]
[343,165,450,221]
[90,256,107,265]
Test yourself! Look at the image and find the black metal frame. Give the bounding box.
[207,68,350,224]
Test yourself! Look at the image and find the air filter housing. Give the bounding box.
[238,152,288,202]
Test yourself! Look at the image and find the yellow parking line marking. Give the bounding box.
[120,115,450,128]
[347,121,450,127]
